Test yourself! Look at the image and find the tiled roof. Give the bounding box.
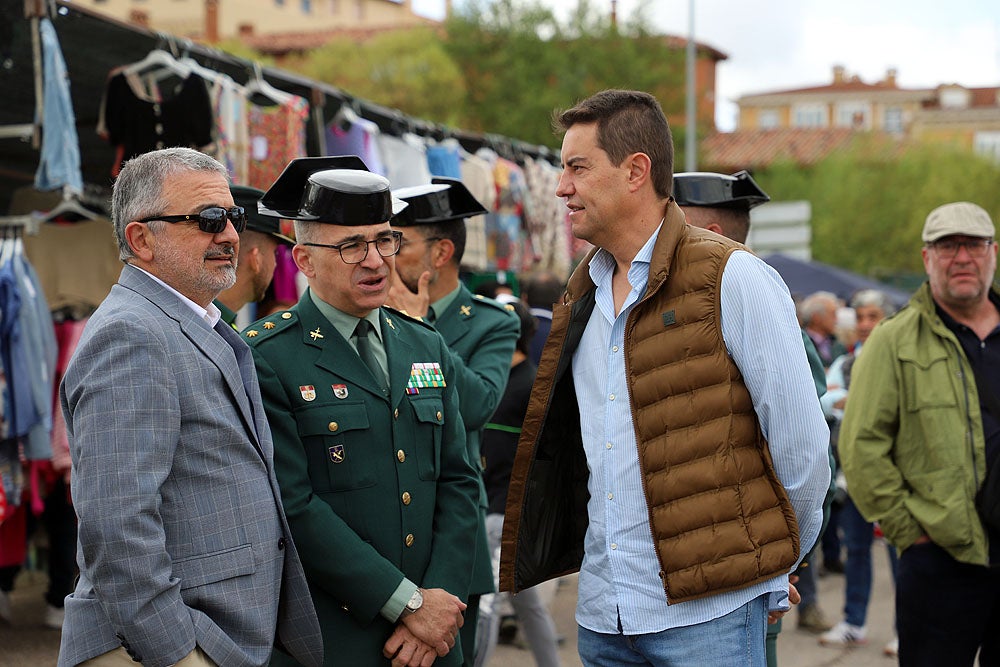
[244,20,440,54]
[700,128,858,170]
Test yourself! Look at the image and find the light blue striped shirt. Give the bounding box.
[572,227,830,634]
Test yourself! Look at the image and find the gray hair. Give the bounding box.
[293,221,320,245]
[799,291,839,324]
[850,289,896,315]
[112,148,229,261]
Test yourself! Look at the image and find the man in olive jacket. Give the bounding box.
[840,202,1000,666]
[245,157,480,667]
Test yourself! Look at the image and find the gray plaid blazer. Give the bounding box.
[57,265,322,667]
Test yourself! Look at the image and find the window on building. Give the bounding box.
[275,0,284,6]
[974,132,1000,164]
[835,102,870,129]
[758,109,780,129]
[792,104,827,128]
[940,87,970,109]
[884,107,904,134]
[301,0,311,12]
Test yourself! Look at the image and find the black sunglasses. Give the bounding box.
[138,206,247,234]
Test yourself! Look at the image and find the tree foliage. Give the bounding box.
[285,28,466,125]
[442,0,686,146]
[758,137,1000,280]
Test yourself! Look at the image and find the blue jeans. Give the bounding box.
[841,496,898,627]
[897,540,1000,666]
[577,595,768,666]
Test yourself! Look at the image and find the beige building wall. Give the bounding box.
[75,0,433,39]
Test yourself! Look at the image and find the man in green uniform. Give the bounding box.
[245,157,480,667]
[214,184,294,328]
[386,178,520,666]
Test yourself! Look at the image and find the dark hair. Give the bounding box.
[422,219,466,265]
[508,300,538,356]
[555,89,674,199]
[521,271,564,309]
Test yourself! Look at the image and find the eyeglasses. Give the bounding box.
[400,235,442,249]
[302,230,403,264]
[138,206,247,234]
[928,238,995,258]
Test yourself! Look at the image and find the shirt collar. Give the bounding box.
[308,289,382,342]
[588,220,663,293]
[134,266,221,327]
[429,284,462,322]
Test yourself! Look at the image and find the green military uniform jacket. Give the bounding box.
[245,290,480,666]
[432,284,520,595]
[214,299,238,329]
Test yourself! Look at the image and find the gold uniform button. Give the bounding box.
[402,492,411,505]
[436,411,442,421]
[281,312,292,319]
[405,534,415,547]
[328,422,338,432]
[394,408,399,419]
[397,450,406,463]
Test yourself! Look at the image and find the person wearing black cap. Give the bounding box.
[671,170,769,244]
[214,185,295,328]
[243,157,480,667]
[386,178,521,667]
[674,169,836,667]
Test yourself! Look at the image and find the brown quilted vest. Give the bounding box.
[499,203,800,603]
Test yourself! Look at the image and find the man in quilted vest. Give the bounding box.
[499,89,830,666]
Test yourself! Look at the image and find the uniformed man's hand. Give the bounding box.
[384,625,437,667]
[400,587,466,657]
[387,271,432,319]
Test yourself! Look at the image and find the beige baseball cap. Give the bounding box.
[922,202,995,243]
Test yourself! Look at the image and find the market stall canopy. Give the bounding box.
[762,253,914,308]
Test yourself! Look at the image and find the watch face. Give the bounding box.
[407,589,423,611]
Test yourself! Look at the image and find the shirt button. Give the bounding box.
[402,492,411,505]
[612,345,619,352]
[281,312,292,319]
[394,408,399,419]
[278,537,286,550]
[607,492,613,500]
[405,534,415,547]
[397,450,406,463]
[606,442,612,449]
[611,543,618,550]
[609,394,615,401]
[328,422,338,432]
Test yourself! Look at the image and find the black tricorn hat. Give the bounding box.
[258,156,407,226]
[672,170,770,210]
[390,177,488,227]
[231,185,295,245]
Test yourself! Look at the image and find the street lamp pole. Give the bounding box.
[685,0,696,171]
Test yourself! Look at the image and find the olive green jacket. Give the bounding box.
[840,282,991,565]
[245,291,479,666]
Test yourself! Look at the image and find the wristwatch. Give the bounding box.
[402,588,424,617]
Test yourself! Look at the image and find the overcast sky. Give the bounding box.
[411,0,1000,132]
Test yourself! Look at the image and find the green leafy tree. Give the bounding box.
[759,137,1000,279]
[443,0,686,147]
[287,28,466,125]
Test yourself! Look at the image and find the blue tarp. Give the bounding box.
[762,253,914,307]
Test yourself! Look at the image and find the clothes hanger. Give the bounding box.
[37,187,101,223]
[244,63,293,105]
[122,48,191,79]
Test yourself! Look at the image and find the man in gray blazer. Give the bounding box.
[58,147,323,667]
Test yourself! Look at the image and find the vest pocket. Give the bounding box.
[295,402,375,491]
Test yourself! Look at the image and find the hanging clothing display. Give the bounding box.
[246,94,309,190]
[102,70,214,177]
[377,132,432,188]
[34,18,83,193]
[523,156,571,279]
[459,151,496,273]
[426,139,463,179]
[325,114,387,177]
